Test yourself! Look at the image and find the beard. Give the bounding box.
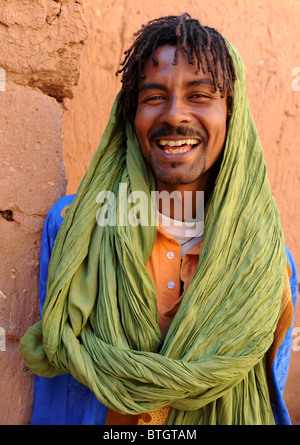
[148,147,208,185]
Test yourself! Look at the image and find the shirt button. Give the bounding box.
[167,281,175,290]
[167,251,174,259]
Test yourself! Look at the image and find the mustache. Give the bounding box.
[149,125,207,143]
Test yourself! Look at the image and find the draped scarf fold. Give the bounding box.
[20,41,286,424]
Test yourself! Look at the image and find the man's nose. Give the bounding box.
[160,97,192,127]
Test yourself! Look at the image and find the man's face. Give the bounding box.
[134,45,228,190]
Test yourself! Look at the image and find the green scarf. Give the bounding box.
[20,41,286,425]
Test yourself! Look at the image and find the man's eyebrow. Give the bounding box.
[138,82,168,93]
[138,78,215,93]
[184,78,215,89]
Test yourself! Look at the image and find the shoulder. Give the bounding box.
[46,194,75,225]
[48,194,76,220]
[42,195,76,246]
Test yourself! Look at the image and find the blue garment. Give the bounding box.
[31,195,298,425]
[33,195,108,425]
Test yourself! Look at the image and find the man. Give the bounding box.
[20,14,298,425]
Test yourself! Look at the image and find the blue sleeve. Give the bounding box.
[31,195,108,425]
[38,194,76,314]
[272,246,298,425]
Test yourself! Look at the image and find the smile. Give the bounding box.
[157,138,200,154]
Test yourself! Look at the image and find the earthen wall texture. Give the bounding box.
[62,0,300,425]
[0,0,88,425]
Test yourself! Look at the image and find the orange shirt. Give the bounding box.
[148,223,203,337]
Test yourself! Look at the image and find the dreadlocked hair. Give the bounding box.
[116,13,237,122]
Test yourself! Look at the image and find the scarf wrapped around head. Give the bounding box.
[20,41,286,424]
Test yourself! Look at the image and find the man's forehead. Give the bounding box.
[138,78,216,93]
[140,45,222,92]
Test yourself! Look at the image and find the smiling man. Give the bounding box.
[134,44,228,215]
[20,14,298,426]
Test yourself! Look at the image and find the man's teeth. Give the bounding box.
[159,139,198,147]
[158,139,199,154]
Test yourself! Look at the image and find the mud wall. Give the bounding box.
[0,0,88,425]
[62,0,300,424]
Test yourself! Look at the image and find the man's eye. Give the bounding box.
[190,94,209,99]
[145,95,165,102]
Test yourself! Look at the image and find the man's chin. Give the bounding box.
[154,172,204,187]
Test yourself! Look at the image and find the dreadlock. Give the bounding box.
[116,13,237,122]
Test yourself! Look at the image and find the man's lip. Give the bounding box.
[154,137,201,142]
[149,125,205,147]
[154,138,201,150]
